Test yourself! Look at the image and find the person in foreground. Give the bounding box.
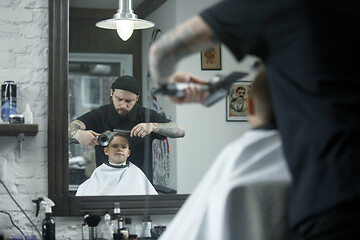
[149,1,360,238]
[159,65,292,240]
[76,132,158,196]
[69,75,185,182]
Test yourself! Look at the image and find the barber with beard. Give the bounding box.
[69,75,185,182]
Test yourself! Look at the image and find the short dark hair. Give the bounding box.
[105,132,130,148]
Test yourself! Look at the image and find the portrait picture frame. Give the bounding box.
[201,44,221,70]
[226,80,252,122]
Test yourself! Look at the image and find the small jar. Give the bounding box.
[9,113,24,124]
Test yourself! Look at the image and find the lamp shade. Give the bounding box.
[96,0,155,41]
[96,16,155,30]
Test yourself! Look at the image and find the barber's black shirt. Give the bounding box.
[201,0,360,227]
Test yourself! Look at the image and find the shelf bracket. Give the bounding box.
[17,133,25,158]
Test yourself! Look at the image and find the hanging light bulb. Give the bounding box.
[116,20,134,41]
[96,0,155,41]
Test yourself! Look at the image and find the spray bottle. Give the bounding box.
[41,197,56,240]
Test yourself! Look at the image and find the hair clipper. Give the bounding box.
[153,71,248,107]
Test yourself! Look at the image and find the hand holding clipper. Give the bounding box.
[153,72,248,107]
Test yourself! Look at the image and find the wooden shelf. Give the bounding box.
[0,124,38,136]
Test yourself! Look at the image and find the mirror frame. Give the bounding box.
[48,0,188,216]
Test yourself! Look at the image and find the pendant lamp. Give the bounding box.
[96,0,155,41]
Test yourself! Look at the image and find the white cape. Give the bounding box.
[76,162,158,196]
[160,129,292,240]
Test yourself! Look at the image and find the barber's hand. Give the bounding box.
[74,130,100,146]
[131,123,154,138]
[168,72,208,104]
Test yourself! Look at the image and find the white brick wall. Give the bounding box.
[0,0,51,239]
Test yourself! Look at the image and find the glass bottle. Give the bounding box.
[100,213,114,240]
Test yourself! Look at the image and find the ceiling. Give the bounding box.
[69,0,144,9]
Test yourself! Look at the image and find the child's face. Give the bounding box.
[104,136,130,164]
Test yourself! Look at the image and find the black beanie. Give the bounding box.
[111,75,141,95]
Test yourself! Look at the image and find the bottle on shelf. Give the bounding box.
[100,213,114,240]
[141,215,152,238]
[112,202,129,240]
[22,103,33,124]
[41,197,55,240]
[112,202,124,232]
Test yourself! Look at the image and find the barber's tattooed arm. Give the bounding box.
[149,16,219,85]
[68,119,86,139]
[68,120,100,146]
[131,122,185,138]
[152,122,185,138]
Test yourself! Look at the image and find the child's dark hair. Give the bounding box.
[106,132,130,147]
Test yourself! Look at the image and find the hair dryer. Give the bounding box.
[98,129,131,146]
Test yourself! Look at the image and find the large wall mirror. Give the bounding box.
[48,0,187,216]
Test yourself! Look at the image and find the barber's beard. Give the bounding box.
[108,100,138,129]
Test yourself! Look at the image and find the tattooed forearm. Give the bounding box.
[152,122,185,138]
[149,16,218,85]
[68,119,86,139]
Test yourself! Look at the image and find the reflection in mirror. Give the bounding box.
[49,0,187,217]
[68,53,133,191]
[67,53,177,196]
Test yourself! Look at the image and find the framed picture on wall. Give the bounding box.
[226,80,252,121]
[201,44,221,70]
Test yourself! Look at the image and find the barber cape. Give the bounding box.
[159,128,292,240]
[76,162,158,196]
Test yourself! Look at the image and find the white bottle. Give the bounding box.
[141,216,152,238]
[22,103,33,124]
[100,213,114,240]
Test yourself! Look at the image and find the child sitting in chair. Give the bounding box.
[76,132,158,196]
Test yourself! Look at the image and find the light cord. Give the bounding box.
[0,210,26,238]
[0,179,42,240]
